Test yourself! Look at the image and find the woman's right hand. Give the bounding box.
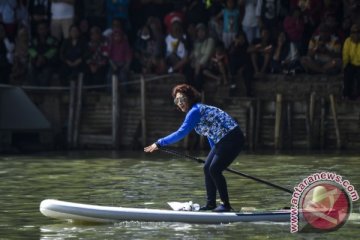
[144,143,159,152]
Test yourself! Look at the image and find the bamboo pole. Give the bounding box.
[67,80,76,147]
[73,73,83,148]
[305,100,312,149]
[254,99,261,150]
[274,94,282,150]
[112,74,120,148]
[308,92,317,149]
[286,101,293,150]
[309,92,316,128]
[320,97,325,150]
[248,100,255,151]
[140,75,147,147]
[329,94,341,149]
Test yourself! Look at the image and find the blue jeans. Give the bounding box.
[203,126,244,206]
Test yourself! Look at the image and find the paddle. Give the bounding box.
[159,147,293,194]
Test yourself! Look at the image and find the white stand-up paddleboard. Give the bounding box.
[40,199,290,224]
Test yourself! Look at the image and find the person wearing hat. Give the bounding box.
[342,23,360,100]
[144,84,245,212]
[164,19,189,73]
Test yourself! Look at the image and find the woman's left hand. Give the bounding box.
[144,143,159,152]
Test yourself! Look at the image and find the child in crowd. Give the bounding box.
[216,0,240,49]
[208,0,225,42]
[205,42,230,85]
[84,26,108,85]
[248,27,273,78]
[283,7,305,54]
[271,31,301,75]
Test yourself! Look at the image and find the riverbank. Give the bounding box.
[0,73,359,152]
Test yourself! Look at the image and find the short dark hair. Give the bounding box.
[172,84,201,107]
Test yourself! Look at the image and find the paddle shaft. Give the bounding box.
[159,147,293,194]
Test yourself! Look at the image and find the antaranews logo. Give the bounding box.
[290,172,359,233]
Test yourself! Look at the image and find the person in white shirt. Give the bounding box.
[50,0,75,40]
[164,20,189,73]
[0,0,17,39]
[239,0,260,44]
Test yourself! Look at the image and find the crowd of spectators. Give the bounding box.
[0,0,359,100]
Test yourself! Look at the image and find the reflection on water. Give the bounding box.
[0,151,359,239]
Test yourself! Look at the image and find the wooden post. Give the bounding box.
[286,101,293,150]
[329,94,341,149]
[305,101,312,149]
[308,92,316,149]
[309,92,316,128]
[320,97,325,150]
[73,73,83,148]
[140,75,147,147]
[248,100,255,151]
[254,99,261,150]
[67,80,76,147]
[112,74,120,148]
[274,94,282,150]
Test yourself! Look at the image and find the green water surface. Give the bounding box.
[0,151,359,239]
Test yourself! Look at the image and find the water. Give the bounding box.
[0,151,359,239]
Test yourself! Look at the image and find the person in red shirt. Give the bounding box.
[283,7,304,53]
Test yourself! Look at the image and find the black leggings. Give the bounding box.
[203,126,245,206]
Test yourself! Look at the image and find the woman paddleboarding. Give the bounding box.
[144,84,245,212]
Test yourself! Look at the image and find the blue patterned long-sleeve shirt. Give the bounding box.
[157,103,238,148]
